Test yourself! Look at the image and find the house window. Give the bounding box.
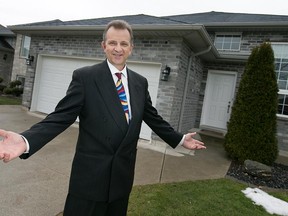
[272,43,288,116]
[20,36,31,58]
[214,34,241,51]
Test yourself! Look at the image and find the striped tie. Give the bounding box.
[115,73,129,122]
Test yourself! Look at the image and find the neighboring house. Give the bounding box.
[0,24,15,85]
[8,11,288,157]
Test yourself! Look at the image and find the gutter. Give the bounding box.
[7,23,205,36]
[194,46,212,56]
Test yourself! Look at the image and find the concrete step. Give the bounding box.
[189,128,225,140]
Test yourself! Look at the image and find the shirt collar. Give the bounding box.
[107,59,127,78]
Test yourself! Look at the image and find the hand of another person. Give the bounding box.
[182,132,206,150]
[0,129,27,163]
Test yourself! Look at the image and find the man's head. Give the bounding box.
[102,20,134,71]
[102,20,134,44]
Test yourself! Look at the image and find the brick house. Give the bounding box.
[0,25,15,86]
[8,12,288,157]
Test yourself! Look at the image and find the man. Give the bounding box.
[0,20,206,215]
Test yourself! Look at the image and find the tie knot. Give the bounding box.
[115,72,122,80]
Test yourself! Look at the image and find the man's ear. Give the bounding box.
[129,44,134,55]
[101,41,106,49]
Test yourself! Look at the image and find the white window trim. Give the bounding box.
[214,32,242,52]
[273,42,288,117]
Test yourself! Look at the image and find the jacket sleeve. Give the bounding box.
[20,70,84,158]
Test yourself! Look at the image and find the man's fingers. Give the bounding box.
[0,129,8,138]
[3,153,10,163]
[189,132,196,137]
[194,139,203,143]
[0,153,10,162]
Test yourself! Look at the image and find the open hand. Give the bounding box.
[0,129,26,163]
[182,132,206,150]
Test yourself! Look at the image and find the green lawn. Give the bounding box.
[128,178,288,216]
[0,95,22,105]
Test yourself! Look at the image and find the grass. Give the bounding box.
[0,95,22,105]
[128,178,288,216]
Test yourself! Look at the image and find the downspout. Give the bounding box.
[177,46,212,132]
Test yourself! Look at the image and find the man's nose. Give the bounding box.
[114,43,122,51]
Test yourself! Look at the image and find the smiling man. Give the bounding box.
[0,20,205,216]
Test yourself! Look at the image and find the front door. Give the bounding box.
[200,70,237,131]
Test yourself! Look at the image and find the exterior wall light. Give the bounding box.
[161,65,171,81]
[25,55,34,66]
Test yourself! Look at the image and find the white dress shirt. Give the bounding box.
[107,59,132,120]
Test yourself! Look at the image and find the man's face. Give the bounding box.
[101,27,133,71]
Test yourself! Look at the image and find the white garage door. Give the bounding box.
[127,61,161,140]
[31,55,161,140]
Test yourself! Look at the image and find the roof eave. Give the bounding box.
[7,24,202,35]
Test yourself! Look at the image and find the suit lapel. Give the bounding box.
[93,61,128,133]
[127,68,142,126]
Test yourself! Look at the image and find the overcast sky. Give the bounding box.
[1,0,288,27]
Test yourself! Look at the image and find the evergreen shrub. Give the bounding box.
[224,43,279,165]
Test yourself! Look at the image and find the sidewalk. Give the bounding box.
[0,105,231,216]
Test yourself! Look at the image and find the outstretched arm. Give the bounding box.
[182,132,206,150]
[0,129,27,163]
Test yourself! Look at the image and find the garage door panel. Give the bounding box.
[127,62,161,140]
[33,56,161,140]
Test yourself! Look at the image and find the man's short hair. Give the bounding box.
[102,20,134,44]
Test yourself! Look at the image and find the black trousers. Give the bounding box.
[63,193,129,216]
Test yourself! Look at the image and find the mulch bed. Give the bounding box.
[226,160,288,190]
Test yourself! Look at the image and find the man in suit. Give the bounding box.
[0,20,206,216]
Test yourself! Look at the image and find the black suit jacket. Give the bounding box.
[21,60,183,202]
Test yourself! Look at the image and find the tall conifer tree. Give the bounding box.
[224,43,278,165]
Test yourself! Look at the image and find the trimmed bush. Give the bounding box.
[224,43,279,165]
[11,87,24,97]
[3,87,13,95]
[9,80,22,88]
[3,80,23,97]
[0,85,6,92]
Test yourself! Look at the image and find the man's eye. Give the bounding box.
[109,41,117,46]
[121,43,129,47]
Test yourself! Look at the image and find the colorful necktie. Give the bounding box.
[115,73,129,122]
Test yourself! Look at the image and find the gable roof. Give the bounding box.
[7,14,190,37]
[10,14,182,27]
[0,24,15,36]
[164,11,288,23]
[8,11,288,33]
[0,25,15,52]
[164,11,288,31]
[62,14,182,25]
